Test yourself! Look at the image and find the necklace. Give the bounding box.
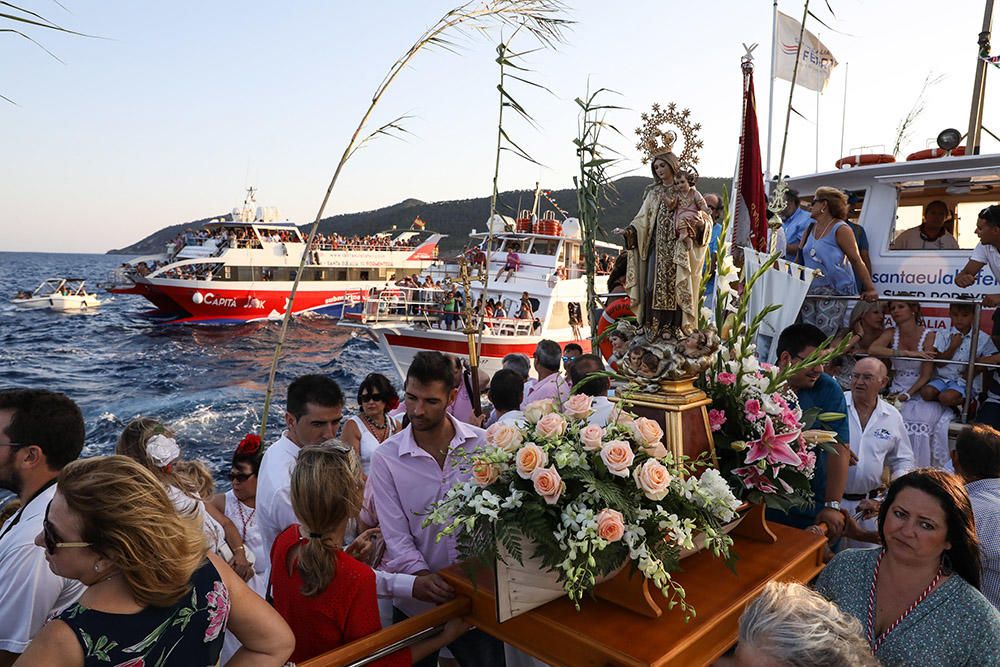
[362,412,389,440]
[235,498,256,542]
[865,550,943,653]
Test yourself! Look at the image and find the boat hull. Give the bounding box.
[11,296,101,311]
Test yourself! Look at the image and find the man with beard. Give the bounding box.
[0,389,85,666]
[368,351,504,667]
[770,324,851,541]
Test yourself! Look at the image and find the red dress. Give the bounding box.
[269,526,409,666]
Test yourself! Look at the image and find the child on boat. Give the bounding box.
[921,302,997,408]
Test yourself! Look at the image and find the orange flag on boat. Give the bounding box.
[732,56,769,253]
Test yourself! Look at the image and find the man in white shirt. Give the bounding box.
[0,389,86,666]
[842,358,916,548]
[956,205,1000,306]
[569,354,613,427]
[891,200,960,250]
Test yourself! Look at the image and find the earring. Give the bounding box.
[94,563,103,573]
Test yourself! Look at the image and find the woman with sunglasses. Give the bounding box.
[16,455,293,666]
[269,442,466,665]
[341,373,400,476]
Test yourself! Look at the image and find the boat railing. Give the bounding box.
[800,293,996,422]
[357,286,537,335]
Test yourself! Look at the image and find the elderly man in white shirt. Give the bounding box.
[842,357,916,549]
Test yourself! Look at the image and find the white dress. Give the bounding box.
[166,485,229,559]
[890,329,953,469]
[221,490,266,664]
[348,414,397,475]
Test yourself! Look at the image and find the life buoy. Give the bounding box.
[835,154,896,169]
[905,146,966,161]
[597,297,633,368]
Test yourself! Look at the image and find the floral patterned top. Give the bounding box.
[57,559,230,667]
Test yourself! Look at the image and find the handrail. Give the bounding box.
[298,597,469,667]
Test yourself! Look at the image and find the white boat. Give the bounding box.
[12,278,103,311]
[347,212,620,380]
[104,188,443,324]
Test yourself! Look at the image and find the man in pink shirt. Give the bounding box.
[520,339,570,408]
[368,351,504,667]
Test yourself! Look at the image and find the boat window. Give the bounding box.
[360,270,370,281]
[888,176,1000,250]
[337,270,348,281]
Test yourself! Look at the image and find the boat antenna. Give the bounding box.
[966,0,995,155]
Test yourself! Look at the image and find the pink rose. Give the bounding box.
[534,412,567,440]
[630,417,664,447]
[485,422,523,453]
[523,398,557,423]
[708,409,727,432]
[472,460,501,486]
[596,508,625,543]
[563,394,594,420]
[600,440,635,478]
[716,372,736,386]
[579,424,605,451]
[744,399,764,422]
[641,441,669,459]
[531,466,565,504]
[515,443,549,479]
[612,407,636,427]
[632,459,672,501]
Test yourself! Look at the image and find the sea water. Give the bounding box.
[0,251,394,491]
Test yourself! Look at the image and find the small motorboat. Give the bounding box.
[11,278,103,311]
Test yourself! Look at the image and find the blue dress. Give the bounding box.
[58,559,229,666]
[802,220,857,295]
[815,548,1000,666]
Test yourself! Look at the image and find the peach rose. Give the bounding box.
[612,407,636,427]
[523,398,557,423]
[599,440,635,478]
[530,465,565,505]
[596,508,625,543]
[563,394,594,420]
[515,443,549,479]
[486,422,522,453]
[534,412,567,440]
[641,441,669,459]
[633,459,672,501]
[471,460,500,487]
[579,424,605,451]
[631,418,664,447]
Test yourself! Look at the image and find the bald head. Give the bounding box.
[850,357,888,404]
[704,193,722,223]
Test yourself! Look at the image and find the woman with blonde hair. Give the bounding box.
[116,417,255,580]
[830,300,886,389]
[797,186,878,336]
[14,456,293,666]
[269,442,466,665]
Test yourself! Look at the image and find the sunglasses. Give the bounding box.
[228,471,255,483]
[359,394,386,403]
[43,503,92,555]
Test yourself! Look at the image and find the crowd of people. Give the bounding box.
[310,233,419,252]
[3,321,1000,665]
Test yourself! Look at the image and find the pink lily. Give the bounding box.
[745,417,802,467]
[733,465,778,494]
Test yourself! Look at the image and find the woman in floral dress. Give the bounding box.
[15,455,293,667]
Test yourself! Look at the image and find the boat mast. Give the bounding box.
[966,0,994,155]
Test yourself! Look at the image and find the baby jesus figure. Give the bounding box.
[672,169,711,246]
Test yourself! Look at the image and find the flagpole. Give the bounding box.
[766,0,778,181]
[815,86,820,172]
[840,62,849,157]
[777,0,810,177]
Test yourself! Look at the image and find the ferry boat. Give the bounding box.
[348,211,620,379]
[105,192,443,324]
[12,278,103,311]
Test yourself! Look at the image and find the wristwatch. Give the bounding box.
[824,500,842,511]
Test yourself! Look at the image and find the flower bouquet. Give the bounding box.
[425,394,742,618]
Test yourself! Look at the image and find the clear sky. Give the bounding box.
[2,0,997,253]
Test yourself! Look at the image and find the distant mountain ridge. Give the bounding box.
[106,175,729,257]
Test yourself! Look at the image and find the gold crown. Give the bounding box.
[635,102,703,166]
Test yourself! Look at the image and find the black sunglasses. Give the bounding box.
[43,503,92,555]
[359,393,386,403]
[228,471,255,483]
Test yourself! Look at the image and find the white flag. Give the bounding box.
[774,11,838,92]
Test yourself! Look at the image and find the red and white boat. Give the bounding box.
[348,212,620,379]
[106,193,442,324]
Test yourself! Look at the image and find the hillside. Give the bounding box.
[107,175,730,256]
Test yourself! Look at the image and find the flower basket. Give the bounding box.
[426,395,742,621]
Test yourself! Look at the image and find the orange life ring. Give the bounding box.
[834,154,896,169]
[597,297,633,368]
[905,146,966,161]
